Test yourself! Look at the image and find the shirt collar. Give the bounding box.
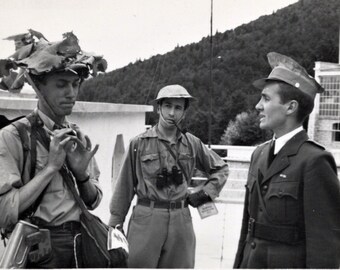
[274,126,303,155]
[142,124,188,146]
[36,108,68,131]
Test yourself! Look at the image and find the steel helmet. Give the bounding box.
[152,85,194,104]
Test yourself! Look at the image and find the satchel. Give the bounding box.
[79,212,128,268]
[59,166,128,268]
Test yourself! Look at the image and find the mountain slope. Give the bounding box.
[79,0,340,143]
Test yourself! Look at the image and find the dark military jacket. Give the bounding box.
[234,130,340,268]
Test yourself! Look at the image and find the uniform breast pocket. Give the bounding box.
[266,181,301,223]
[140,153,160,181]
[178,153,194,177]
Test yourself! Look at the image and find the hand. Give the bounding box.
[47,128,75,171]
[66,133,99,179]
[187,190,212,208]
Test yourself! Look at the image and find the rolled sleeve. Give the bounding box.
[109,139,136,227]
[0,128,24,227]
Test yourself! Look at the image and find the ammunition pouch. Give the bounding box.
[0,220,52,268]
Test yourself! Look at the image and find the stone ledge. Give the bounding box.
[0,96,153,113]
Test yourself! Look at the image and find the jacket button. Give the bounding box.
[251,242,256,249]
[263,185,268,191]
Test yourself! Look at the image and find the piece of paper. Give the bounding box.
[107,226,129,253]
[197,201,219,219]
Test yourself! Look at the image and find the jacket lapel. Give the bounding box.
[261,130,309,185]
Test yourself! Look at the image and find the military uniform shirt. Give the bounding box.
[109,125,229,227]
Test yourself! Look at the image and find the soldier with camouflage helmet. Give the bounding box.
[0,30,107,268]
[108,84,229,268]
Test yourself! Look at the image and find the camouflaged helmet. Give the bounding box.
[152,85,195,104]
[0,29,107,92]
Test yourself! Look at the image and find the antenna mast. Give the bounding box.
[208,0,213,148]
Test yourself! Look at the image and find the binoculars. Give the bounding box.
[156,166,183,189]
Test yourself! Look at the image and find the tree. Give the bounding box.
[220,110,272,146]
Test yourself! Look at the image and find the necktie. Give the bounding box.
[267,139,276,168]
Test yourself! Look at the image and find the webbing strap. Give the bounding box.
[59,166,93,221]
[159,140,190,183]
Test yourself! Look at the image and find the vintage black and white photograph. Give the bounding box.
[0,0,339,268]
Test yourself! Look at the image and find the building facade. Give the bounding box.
[308,61,340,150]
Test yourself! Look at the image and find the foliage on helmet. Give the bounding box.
[0,29,107,92]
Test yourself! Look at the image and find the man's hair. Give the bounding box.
[158,98,190,110]
[276,81,314,123]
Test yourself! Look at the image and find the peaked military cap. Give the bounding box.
[253,52,324,98]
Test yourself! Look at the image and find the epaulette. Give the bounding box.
[305,139,325,150]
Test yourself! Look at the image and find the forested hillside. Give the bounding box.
[79,0,340,144]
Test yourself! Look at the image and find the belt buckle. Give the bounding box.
[248,218,255,235]
[169,201,176,211]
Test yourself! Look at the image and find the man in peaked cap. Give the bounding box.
[234,52,340,268]
[0,30,106,268]
[109,84,228,268]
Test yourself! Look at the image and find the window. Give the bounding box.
[319,76,340,117]
[332,123,340,142]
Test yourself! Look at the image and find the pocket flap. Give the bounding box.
[268,182,299,199]
[140,153,159,162]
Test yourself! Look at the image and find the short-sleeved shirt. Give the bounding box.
[0,109,102,228]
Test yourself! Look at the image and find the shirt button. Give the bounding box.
[263,185,268,191]
[278,190,283,197]
[251,242,256,249]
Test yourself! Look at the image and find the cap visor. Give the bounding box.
[252,78,267,89]
[253,78,285,89]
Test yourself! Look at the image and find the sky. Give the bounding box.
[0,0,298,72]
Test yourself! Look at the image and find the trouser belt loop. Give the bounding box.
[150,201,155,209]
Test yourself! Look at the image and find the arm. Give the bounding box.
[194,139,229,199]
[76,157,102,210]
[304,151,340,268]
[65,127,101,208]
[108,139,137,227]
[233,188,250,268]
[0,127,72,227]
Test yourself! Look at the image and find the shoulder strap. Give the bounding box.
[132,138,139,188]
[11,120,30,180]
[159,140,190,183]
[19,112,47,219]
[59,165,93,221]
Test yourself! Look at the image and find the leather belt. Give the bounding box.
[247,218,305,244]
[31,218,81,231]
[137,198,188,210]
